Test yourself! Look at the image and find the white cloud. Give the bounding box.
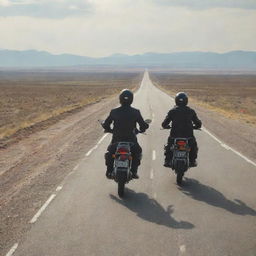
[0,0,11,6]
[0,0,93,18]
[152,0,256,10]
[0,0,255,56]
[69,5,79,10]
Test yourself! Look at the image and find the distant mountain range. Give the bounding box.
[0,49,256,69]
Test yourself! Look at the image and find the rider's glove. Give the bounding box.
[134,128,140,135]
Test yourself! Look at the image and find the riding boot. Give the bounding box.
[164,148,172,167]
[131,166,139,179]
[189,159,198,167]
[105,166,113,179]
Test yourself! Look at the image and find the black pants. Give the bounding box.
[164,136,198,163]
[105,142,142,174]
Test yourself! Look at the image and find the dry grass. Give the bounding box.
[0,71,142,139]
[150,73,256,125]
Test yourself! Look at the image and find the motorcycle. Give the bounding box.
[170,137,191,185]
[163,126,200,185]
[99,119,151,197]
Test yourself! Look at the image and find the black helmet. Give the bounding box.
[175,92,188,106]
[119,89,133,105]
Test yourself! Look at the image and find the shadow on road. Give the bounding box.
[110,189,194,229]
[180,178,256,216]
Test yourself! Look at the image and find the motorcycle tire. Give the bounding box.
[176,171,184,185]
[118,181,125,198]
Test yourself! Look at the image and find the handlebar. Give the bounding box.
[134,128,146,135]
[98,119,149,135]
[161,125,201,131]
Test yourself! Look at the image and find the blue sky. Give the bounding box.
[0,0,255,57]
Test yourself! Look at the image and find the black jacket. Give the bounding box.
[162,105,202,138]
[103,105,149,143]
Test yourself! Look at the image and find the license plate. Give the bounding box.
[176,151,186,158]
[115,161,129,168]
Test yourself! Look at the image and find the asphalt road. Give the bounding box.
[12,72,256,256]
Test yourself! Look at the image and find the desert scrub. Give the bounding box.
[0,71,143,139]
[150,73,256,124]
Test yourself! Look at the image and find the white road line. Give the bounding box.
[202,127,256,167]
[97,133,108,145]
[5,243,18,256]
[85,149,93,157]
[85,145,98,157]
[202,127,222,144]
[30,194,56,224]
[73,163,80,171]
[56,186,63,192]
[67,171,74,177]
[179,245,186,253]
[85,134,108,157]
[152,112,155,122]
[221,143,231,150]
[152,150,156,160]
[150,168,154,179]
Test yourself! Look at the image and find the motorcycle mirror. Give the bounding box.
[145,119,152,124]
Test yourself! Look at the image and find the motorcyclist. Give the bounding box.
[162,92,202,167]
[102,89,149,179]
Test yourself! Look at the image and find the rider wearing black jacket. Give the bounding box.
[162,92,202,167]
[103,89,149,179]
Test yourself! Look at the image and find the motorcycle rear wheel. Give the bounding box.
[118,181,125,197]
[176,171,184,185]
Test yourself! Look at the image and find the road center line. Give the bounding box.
[202,127,256,167]
[30,194,56,224]
[152,150,156,160]
[150,168,154,179]
[5,243,18,256]
[179,245,186,254]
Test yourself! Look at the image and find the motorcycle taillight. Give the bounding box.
[177,140,186,146]
[176,140,187,150]
[117,147,129,154]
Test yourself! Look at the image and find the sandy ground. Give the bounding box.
[0,88,255,255]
